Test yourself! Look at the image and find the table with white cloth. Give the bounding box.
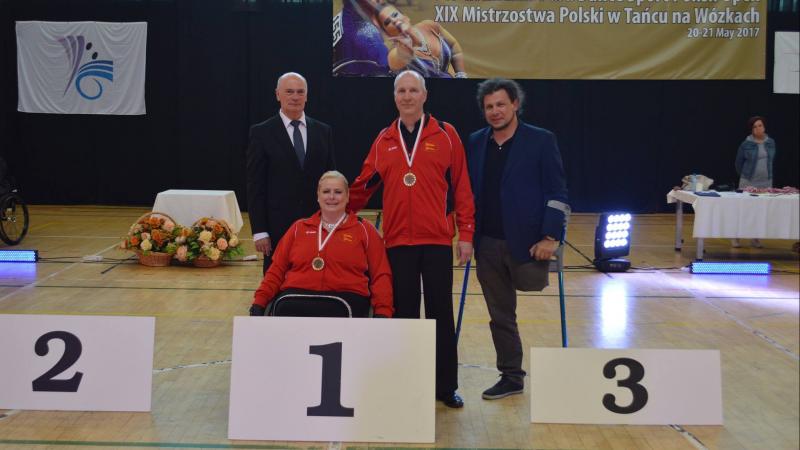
[152,190,244,233]
[666,190,800,260]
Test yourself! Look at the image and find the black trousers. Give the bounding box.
[387,245,458,396]
[475,236,549,383]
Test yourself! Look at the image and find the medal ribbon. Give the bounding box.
[317,213,347,255]
[397,116,424,170]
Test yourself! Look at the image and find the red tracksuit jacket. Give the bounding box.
[252,211,394,317]
[349,114,475,247]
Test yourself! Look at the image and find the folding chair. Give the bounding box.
[268,293,353,318]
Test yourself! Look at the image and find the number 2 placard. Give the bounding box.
[530,348,722,425]
[0,314,155,412]
[228,317,436,443]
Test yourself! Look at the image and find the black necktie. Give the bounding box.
[290,120,305,169]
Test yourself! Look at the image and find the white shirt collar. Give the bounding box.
[279,110,306,129]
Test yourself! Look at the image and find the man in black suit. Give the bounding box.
[246,72,336,272]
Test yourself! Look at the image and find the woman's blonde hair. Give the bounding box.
[318,170,349,190]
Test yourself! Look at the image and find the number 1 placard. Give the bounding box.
[228,317,436,443]
[0,314,155,412]
[531,348,722,425]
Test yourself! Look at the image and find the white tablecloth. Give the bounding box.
[667,190,799,239]
[152,190,244,233]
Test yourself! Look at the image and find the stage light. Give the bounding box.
[0,249,39,263]
[594,212,632,272]
[691,261,770,275]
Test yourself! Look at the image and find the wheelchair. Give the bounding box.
[0,159,29,246]
[266,292,376,318]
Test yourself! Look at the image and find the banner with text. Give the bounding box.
[332,0,765,79]
[17,21,147,115]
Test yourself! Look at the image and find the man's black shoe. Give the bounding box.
[436,392,464,408]
[482,377,524,400]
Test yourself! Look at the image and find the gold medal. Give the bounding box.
[313,213,346,272]
[398,118,423,189]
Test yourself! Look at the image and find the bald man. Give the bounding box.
[246,72,336,272]
[350,70,475,408]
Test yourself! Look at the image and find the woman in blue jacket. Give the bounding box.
[733,116,776,247]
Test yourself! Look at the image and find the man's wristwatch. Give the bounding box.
[543,236,556,242]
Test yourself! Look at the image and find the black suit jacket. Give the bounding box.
[246,114,336,245]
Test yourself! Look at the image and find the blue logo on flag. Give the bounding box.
[57,35,114,100]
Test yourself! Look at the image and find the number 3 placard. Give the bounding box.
[228,317,436,443]
[530,348,722,425]
[0,314,155,412]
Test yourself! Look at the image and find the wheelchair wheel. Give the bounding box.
[0,192,29,245]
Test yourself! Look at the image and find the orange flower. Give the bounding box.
[148,217,161,227]
[130,236,140,246]
[213,224,223,235]
[151,229,167,245]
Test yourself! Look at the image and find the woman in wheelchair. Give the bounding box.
[249,171,393,318]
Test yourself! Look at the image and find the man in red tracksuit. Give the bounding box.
[349,70,475,408]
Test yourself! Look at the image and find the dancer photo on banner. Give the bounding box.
[332,0,766,79]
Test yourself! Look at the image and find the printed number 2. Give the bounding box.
[32,331,84,392]
[602,357,648,414]
[307,342,354,417]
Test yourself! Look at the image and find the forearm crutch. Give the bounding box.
[455,260,471,343]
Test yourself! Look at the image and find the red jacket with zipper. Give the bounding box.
[349,114,475,247]
[252,211,393,317]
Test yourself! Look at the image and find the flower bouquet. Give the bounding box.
[173,217,243,267]
[121,212,179,267]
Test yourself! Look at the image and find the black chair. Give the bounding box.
[268,293,353,318]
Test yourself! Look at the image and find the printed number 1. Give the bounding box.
[602,357,648,414]
[32,331,84,392]
[307,342,354,417]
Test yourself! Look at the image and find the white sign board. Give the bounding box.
[531,348,722,425]
[774,31,799,95]
[228,317,435,443]
[0,314,155,411]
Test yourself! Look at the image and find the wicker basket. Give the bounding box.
[135,251,173,267]
[190,217,234,268]
[193,255,222,268]
[126,211,177,267]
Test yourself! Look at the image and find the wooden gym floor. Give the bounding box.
[0,205,797,450]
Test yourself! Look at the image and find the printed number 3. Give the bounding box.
[602,357,648,414]
[32,331,84,392]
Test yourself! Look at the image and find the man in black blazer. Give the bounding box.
[246,72,336,272]
[466,78,569,401]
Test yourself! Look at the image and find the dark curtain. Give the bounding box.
[1,0,797,213]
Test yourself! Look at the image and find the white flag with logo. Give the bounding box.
[16,21,147,115]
